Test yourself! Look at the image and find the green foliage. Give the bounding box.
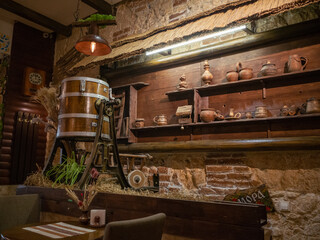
[78,13,115,22]
[45,152,86,186]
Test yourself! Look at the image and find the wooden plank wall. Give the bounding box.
[0,22,55,184]
[107,32,320,143]
[17,186,267,240]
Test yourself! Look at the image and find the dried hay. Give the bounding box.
[24,172,212,202]
[31,86,59,133]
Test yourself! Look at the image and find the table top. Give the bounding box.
[2,221,105,240]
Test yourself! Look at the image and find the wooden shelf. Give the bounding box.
[112,82,149,90]
[166,68,320,98]
[131,113,320,132]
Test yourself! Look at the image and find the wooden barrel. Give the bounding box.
[57,77,110,140]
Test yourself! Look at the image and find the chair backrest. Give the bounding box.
[103,213,166,240]
[0,194,40,233]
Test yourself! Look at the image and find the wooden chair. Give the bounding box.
[103,213,166,240]
[0,194,40,233]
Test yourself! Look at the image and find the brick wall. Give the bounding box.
[135,151,320,240]
[139,153,259,200]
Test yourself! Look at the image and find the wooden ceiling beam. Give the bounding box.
[81,0,113,14]
[0,0,71,37]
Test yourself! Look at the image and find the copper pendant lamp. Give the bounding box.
[75,23,112,56]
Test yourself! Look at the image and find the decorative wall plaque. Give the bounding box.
[23,67,46,96]
[224,184,275,212]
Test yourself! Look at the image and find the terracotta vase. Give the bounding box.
[287,54,308,72]
[200,108,216,122]
[226,71,239,82]
[79,210,90,225]
[237,62,253,80]
[201,60,213,86]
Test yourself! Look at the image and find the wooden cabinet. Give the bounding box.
[129,68,320,142]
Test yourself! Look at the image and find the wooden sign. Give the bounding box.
[23,67,46,96]
[224,184,275,212]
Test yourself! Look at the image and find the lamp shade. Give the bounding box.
[75,34,112,56]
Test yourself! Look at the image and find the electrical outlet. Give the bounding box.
[279,200,290,211]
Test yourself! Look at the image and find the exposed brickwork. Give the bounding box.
[206,165,233,173]
[159,174,171,181]
[233,166,251,173]
[158,166,169,174]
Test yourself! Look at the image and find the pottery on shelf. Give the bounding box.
[200,108,216,122]
[255,106,268,118]
[201,60,213,86]
[237,62,253,80]
[134,118,145,128]
[280,105,290,116]
[177,74,188,90]
[226,71,239,82]
[258,61,277,77]
[153,114,168,125]
[287,54,308,72]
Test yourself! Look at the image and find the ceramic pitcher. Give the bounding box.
[287,54,308,72]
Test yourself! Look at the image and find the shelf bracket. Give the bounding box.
[260,80,266,99]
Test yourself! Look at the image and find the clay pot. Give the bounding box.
[254,106,268,118]
[237,62,253,80]
[201,60,213,86]
[153,114,168,125]
[226,71,239,82]
[200,108,216,122]
[280,105,290,116]
[259,61,277,76]
[287,54,308,72]
[134,118,145,128]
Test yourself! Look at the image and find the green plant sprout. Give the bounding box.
[45,152,86,186]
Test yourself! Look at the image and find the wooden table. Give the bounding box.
[1,221,105,240]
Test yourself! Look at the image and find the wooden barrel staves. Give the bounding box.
[57,77,110,140]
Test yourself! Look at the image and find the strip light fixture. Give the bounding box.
[146,25,247,56]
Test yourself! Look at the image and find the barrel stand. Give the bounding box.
[43,99,130,189]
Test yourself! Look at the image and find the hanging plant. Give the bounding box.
[77,13,115,22]
[73,14,116,29]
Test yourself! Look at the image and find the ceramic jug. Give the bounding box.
[200,108,216,122]
[236,62,253,80]
[153,114,168,125]
[287,54,308,72]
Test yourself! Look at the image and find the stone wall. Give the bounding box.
[137,151,320,240]
[55,0,240,63]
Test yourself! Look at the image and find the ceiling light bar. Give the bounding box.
[146,25,247,56]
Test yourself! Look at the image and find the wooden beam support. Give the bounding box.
[0,0,71,37]
[118,136,320,153]
[81,0,113,14]
[101,19,320,79]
